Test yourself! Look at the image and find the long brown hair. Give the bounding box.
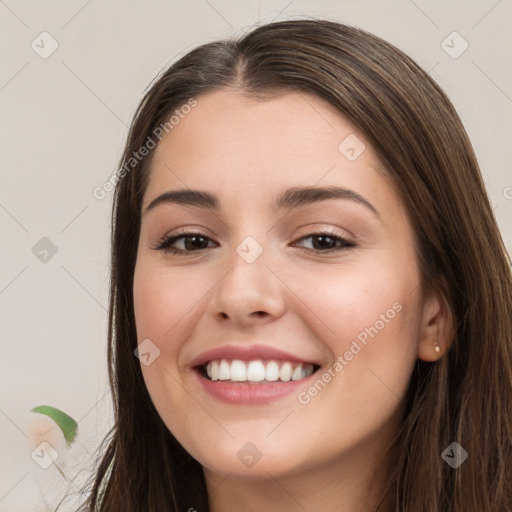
[76,18,512,511]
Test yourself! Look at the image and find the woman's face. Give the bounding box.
[133,89,435,480]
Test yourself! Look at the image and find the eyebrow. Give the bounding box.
[144,185,379,218]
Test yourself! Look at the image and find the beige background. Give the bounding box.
[1,0,511,510]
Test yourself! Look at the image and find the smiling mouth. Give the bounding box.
[197,359,321,383]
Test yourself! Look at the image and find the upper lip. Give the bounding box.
[189,344,321,368]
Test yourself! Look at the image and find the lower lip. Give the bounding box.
[194,368,317,405]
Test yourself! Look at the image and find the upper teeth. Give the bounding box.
[205,359,315,382]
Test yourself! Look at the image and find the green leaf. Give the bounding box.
[31,405,78,444]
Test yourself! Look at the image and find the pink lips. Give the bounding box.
[190,344,320,405]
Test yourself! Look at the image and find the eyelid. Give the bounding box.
[294,225,353,241]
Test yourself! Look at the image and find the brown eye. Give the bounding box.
[292,232,355,253]
[153,232,216,255]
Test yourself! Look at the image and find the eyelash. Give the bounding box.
[152,228,356,256]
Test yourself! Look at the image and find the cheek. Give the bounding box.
[295,260,420,393]
[132,260,193,403]
[133,259,203,346]
[296,255,417,337]
[133,259,206,442]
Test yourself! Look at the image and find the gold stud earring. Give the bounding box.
[434,342,441,353]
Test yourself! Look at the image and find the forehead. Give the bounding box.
[154,89,368,159]
[144,89,389,207]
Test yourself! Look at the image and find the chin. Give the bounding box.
[182,433,318,481]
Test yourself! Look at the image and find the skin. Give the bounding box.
[133,89,453,511]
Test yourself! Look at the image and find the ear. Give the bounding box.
[417,289,455,362]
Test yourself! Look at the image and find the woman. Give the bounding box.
[78,18,512,511]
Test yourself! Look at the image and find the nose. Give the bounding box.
[209,243,286,327]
